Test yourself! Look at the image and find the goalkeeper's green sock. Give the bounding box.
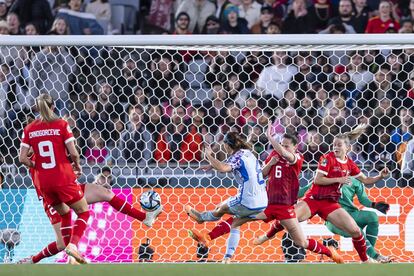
[365,238,379,260]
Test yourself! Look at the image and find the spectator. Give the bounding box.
[347,51,374,91]
[282,0,313,33]
[251,5,275,34]
[387,52,407,89]
[406,71,414,99]
[205,51,240,84]
[326,0,357,33]
[24,22,39,35]
[144,53,184,104]
[118,105,152,165]
[240,95,260,126]
[146,0,174,33]
[9,0,53,34]
[370,96,397,133]
[203,83,228,131]
[56,0,104,35]
[29,46,75,114]
[220,4,250,34]
[85,130,110,165]
[147,104,169,144]
[239,51,266,87]
[238,0,261,29]
[175,0,216,34]
[266,21,281,33]
[280,89,299,109]
[116,55,140,103]
[319,21,355,33]
[352,0,372,33]
[303,129,329,164]
[95,81,124,123]
[399,19,414,33]
[256,51,297,100]
[7,12,22,34]
[78,99,107,148]
[307,0,332,33]
[85,0,111,33]
[162,84,192,118]
[225,73,242,101]
[0,0,7,21]
[201,15,221,34]
[173,12,191,34]
[365,0,400,33]
[48,17,69,34]
[216,101,244,142]
[129,86,149,108]
[390,108,413,145]
[289,52,317,99]
[0,19,9,34]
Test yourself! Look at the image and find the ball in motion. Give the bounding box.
[140,190,161,211]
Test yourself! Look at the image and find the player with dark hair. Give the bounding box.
[185,132,268,263]
[188,123,342,263]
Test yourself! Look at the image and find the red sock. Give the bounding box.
[208,217,233,240]
[32,241,61,263]
[109,195,145,221]
[307,239,332,257]
[60,212,72,246]
[352,234,368,262]
[70,211,90,246]
[266,221,284,238]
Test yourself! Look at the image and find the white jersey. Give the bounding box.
[225,149,268,210]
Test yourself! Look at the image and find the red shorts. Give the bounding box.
[263,204,296,223]
[43,184,86,224]
[302,196,341,220]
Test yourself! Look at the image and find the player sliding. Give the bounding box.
[185,132,268,263]
[255,124,390,263]
[19,94,90,264]
[189,123,343,263]
[18,167,162,264]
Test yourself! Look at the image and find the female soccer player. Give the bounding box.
[254,124,389,263]
[189,123,343,263]
[185,132,268,263]
[18,167,162,264]
[19,94,90,264]
[258,178,391,263]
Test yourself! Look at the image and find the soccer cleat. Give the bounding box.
[253,234,270,246]
[65,243,87,264]
[143,205,163,227]
[362,257,378,264]
[375,254,393,263]
[185,205,203,224]
[188,229,211,247]
[329,246,344,264]
[222,257,231,264]
[16,256,34,264]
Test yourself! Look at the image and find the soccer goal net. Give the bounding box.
[1,35,414,263]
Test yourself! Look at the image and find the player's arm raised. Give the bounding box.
[266,122,295,163]
[204,145,232,173]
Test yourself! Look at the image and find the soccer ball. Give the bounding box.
[140,190,161,211]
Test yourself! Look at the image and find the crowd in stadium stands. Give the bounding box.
[0,0,414,184]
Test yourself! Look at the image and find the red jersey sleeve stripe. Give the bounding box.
[64,137,75,144]
[316,169,328,176]
[21,142,30,148]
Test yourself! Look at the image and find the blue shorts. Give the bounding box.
[225,196,266,218]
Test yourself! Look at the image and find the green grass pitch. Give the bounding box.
[2,263,414,276]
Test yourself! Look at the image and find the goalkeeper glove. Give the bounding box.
[372,202,390,214]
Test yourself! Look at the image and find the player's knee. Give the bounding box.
[366,212,379,225]
[349,227,362,238]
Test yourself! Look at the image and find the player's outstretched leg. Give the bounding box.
[185,205,220,224]
[188,217,234,246]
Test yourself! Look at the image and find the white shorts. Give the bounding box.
[226,196,266,218]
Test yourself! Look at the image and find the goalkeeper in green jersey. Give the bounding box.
[297,178,391,263]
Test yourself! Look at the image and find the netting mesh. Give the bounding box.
[1,43,414,263]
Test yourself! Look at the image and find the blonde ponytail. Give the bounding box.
[336,124,368,144]
[36,94,58,122]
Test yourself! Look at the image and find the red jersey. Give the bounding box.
[265,150,304,205]
[365,17,400,33]
[21,119,76,189]
[309,152,362,201]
